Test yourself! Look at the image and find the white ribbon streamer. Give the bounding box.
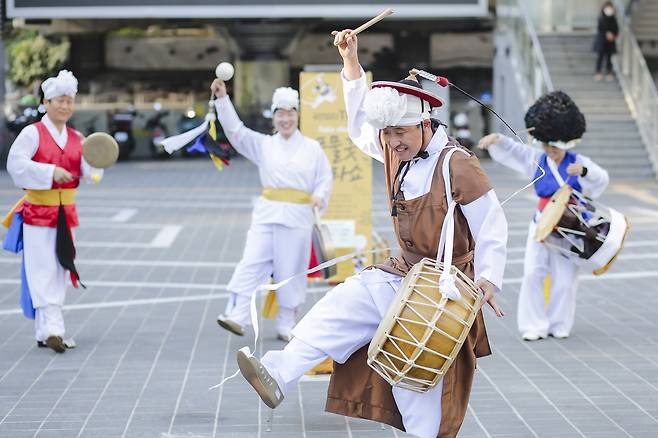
[161,121,209,154]
[208,246,393,390]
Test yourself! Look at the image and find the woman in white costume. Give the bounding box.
[479,90,609,341]
[210,79,333,341]
[4,70,103,353]
[231,31,507,438]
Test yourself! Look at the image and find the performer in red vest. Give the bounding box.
[3,70,103,353]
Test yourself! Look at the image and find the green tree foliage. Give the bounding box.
[7,30,70,87]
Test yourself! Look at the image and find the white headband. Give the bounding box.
[41,70,78,100]
[271,87,299,113]
[363,87,430,129]
[534,138,581,150]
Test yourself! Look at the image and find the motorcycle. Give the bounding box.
[6,95,41,136]
[108,107,137,161]
[145,102,170,159]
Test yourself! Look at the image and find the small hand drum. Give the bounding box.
[83,133,119,168]
[534,184,630,275]
[312,208,337,279]
[367,258,482,393]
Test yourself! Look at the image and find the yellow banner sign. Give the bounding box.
[300,71,373,282]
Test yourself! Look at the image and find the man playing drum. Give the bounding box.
[3,70,104,353]
[479,91,609,341]
[235,31,507,438]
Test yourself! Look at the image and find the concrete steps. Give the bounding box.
[539,34,655,180]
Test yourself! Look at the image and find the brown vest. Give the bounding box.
[326,140,493,438]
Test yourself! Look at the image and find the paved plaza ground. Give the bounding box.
[1,155,658,437]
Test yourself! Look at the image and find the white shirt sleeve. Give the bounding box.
[488,135,541,178]
[576,154,609,199]
[461,189,508,292]
[214,96,267,165]
[311,144,333,212]
[6,124,56,189]
[341,67,385,163]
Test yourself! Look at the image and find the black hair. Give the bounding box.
[524,90,586,144]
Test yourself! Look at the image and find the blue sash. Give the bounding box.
[3,212,35,320]
[533,152,582,198]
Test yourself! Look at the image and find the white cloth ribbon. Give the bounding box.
[436,147,470,301]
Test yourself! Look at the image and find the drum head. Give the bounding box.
[83,132,119,168]
[535,185,573,242]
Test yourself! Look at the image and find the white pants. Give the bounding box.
[35,306,65,341]
[227,222,311,312]
[23,224,67,341]
[261,270,444,438]
[518,222,580,337]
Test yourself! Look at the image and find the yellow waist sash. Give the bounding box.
[261,187,312,204]
[2,189,77,228]
[25,188,77,206]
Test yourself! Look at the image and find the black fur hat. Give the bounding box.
[524,91,586,145]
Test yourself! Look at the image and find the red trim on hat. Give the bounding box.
[371,81,444,108]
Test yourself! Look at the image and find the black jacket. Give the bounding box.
[593,14,619,54]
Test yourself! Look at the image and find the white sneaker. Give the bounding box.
[217,294,251,336]
[275,306,298,341]
[550,331,569,339]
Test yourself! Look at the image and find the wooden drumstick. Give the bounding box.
[332,8,394,45]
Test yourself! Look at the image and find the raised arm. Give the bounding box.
[211,79,267,165]
[572,154,609,199]
[335,30,385,163]
[478,133,541,178]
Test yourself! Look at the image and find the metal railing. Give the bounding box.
[613,0,658,175]
[497,0,554,108]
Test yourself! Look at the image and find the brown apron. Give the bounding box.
[326,141,493,438]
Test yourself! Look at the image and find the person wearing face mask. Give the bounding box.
[210,79,333,342]
[593,1,619,81]
[478,91,609,341]
[232,31,507,438]
[3,70,104,353]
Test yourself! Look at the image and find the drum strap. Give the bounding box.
[437,147,470,300]
[546,157,566,186]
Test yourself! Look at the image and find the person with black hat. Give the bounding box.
[478,91,609,342]
[233,30,507,438]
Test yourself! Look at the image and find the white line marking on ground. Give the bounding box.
[111,208,138,222]
[0,288,329,315]
[299,374,331,382]
[503,270,658,285]
[506,239,658,253]
[506,251,658,265]
[150,225,183,248]
[0,257,238,268]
